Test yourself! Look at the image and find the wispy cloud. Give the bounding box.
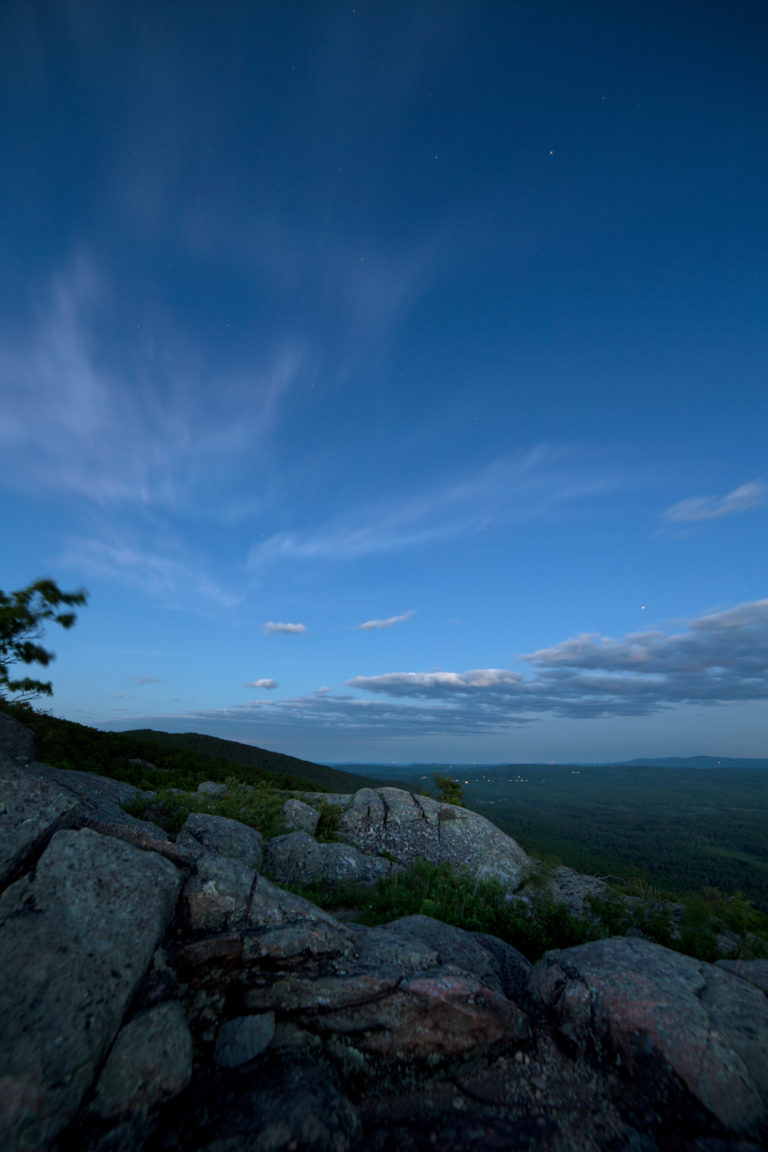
[0,252,303,511]
[133,676,162,686]
[358,610,417,631]
[263,621,307,635]
[663,481,767,523]
[65,531,240,612]
[248,447,622,568]
[246,678,278,689]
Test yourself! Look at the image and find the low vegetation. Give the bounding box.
[431,772,467,807]
[291,858,768,963]
[287,861,600,961]
[125,779,289,841]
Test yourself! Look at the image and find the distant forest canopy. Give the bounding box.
[467,764,768,914]
[336,757,768,771]
[340,761,768,914]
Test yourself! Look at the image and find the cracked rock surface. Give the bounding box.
[528,936,768,1133]
[336,785,530,888]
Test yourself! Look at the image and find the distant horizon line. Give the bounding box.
[326,756,768,767]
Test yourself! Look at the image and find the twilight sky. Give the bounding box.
[2,1,767,764]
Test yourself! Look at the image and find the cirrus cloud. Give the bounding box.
[263,621,307,635]
[357,610,417,631]
[663,481,767,523]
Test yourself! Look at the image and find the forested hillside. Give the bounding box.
[2,709,385,793]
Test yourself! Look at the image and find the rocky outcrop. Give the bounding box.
[265,786,530,890]
[283,796,321,834]
[1,713,767,1151]
[0,827,180,1150]
[0,758,81,886]
[522,864,610,917]
[177,811,264,871]
[265,828,394,887]
[528,936,768,1133]
[308,785,531,888]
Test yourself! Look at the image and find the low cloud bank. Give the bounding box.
[156,598,768,741]
[350,599,768,720]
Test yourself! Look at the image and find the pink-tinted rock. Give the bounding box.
[529,936,768,1135]
[243,971,400,1014]
[311,968,530,1059]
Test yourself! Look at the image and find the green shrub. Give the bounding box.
[306,795,343,842]
[125,780,288,840]
[347,858,594,960]
[433,773,466,807]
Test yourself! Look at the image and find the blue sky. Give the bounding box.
[2,1,766,764]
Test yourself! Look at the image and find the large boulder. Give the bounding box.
[22,759,191,867]
[0,758,80,888]
[528,936,768,1136]
[283,797,321,835]
[265,829,393,887]
[177,811,263,871]
[88,1000,193,1121]
[373,914,532,1002]
[337,786,530,889]
[0,828,181,1151]
[181,850,256,933]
